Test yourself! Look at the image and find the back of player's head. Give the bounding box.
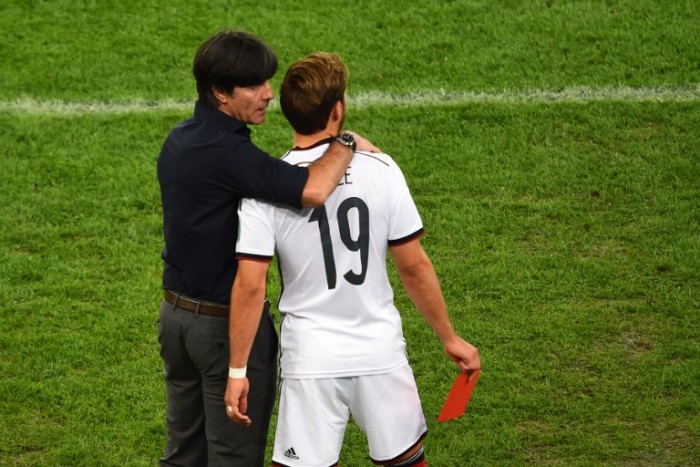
[280,52,348,135]
[193,30,278,110]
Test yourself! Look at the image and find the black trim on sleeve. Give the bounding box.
[236,253,273,263]
[388,228,425,246]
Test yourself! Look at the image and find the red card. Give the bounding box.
[437,369,480,422]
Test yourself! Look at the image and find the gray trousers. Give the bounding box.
[158,299,278,467]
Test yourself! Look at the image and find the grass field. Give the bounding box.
[1,1,698,466]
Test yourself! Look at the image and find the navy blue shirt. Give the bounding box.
[157,102,308,304]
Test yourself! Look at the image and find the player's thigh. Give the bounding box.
[351,364,428,463]
[273,378,351,466]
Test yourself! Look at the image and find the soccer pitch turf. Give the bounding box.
[1,1,698,465]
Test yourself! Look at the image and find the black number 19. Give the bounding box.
[308,197,370,289]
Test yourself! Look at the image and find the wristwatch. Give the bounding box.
[335,132,357,152]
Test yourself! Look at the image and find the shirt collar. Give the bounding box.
[292,136,336,151]
[194,101,250,137]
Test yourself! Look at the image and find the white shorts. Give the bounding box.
[272,362,428,467]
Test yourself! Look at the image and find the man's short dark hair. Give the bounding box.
[193,30,278,109]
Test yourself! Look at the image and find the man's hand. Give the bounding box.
[224,377,252,426]
[346,131,381,153]
[443,336,480,374]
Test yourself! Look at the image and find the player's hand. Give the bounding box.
[346,131,381,153]
[443,336,480,374]
[224,376,251,426]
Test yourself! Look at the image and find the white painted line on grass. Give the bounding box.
[1,85,698,116]
[352,84,700,107]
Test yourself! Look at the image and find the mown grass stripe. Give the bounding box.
[1,84,699,116]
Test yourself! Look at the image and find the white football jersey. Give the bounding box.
[236,141,424,378]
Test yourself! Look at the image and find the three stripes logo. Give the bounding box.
[284,447,300,460]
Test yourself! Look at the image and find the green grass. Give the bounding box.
[1,0,698,100]
[1,0,699,465]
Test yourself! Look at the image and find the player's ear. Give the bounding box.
[330,100,344,122]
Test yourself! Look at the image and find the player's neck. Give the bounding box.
[292,124,341,150]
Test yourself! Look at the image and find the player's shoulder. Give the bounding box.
[280,146,323,167]
[280,146,403,172]
[352,151,399,170]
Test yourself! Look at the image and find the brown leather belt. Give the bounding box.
[164,290,229,317]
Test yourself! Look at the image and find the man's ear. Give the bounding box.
[330,100,344,122]
[212,87,230,104]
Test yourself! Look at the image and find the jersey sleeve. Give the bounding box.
[387,161,424,245]
[236,198,275,261]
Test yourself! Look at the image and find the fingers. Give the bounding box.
[346,131,381,153]
[459,356,481,373]
[452,353,479,373]
[445,340,481,373]
[224,377,252,426]
[464,350,481,373]
[226,402,252,426]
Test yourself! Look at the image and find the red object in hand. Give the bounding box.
[437,369,481,422]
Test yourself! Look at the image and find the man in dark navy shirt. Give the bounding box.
[156,30,376,467]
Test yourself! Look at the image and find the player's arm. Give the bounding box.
[225,259,270,425]
[390,238,480,373]
[302,132,380,207]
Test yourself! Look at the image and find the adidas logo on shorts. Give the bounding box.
[284,447,300,460]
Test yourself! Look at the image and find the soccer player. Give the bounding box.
[225,52,480,467]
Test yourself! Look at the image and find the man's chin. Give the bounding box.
[252,111,267,125]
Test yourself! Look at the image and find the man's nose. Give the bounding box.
[262,81,274,100]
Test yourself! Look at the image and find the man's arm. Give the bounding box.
[225,259,270,425]
[301,132,380,207]
[390,238,480,373]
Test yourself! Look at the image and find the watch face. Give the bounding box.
[339,132,356,147]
